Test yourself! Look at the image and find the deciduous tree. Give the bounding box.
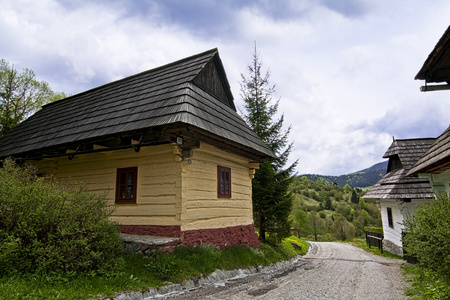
[331,215,355,241]
[308,211,326,241]
[0,59,66,135]
[292,209,311,237]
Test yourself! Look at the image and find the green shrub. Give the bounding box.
[403,192,450,282]
[364,226,383,234]
[0,158,124,276]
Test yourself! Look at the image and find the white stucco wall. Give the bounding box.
[379,198,428,248]
[379,200,403,247]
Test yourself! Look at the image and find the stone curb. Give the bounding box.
[110,256,304,300]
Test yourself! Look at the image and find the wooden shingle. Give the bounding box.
[416,25,450,83]
[0,49,275,161]
[407,126,450,175]
[363,138,435,200]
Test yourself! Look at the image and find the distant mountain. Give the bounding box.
[301,161,388,188]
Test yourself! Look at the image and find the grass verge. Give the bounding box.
[0,236,308,300]
[403,264,450,299]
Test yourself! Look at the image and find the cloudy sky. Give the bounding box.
[1,0,449,175]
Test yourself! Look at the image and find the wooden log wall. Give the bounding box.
[28,142,255,233]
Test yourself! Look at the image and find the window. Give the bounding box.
[217,166,231,198]
[387,207,394,228]
[116,167,137,204]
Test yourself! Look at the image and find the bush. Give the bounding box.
[0,158,124,276]
[403,192,450,282]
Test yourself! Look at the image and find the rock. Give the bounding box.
[130,291,142,300]
[114,294,128,300]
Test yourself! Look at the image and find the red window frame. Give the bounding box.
[116,167,138,204]
[217,166,231,198]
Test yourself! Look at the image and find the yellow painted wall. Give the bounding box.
[28,141,255,232]
[29,144,182,226]
[180,142,254,231]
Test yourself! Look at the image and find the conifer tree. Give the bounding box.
[240,44,297,242]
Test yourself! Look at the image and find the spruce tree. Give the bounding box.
[240,44,297,242]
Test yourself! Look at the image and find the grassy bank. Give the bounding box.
[403,265,450,299]
[0,236,308,300]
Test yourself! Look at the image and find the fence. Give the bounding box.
[402,231,418,264]
[365,230,383,253]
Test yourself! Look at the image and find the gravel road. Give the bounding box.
[163,242,407,300]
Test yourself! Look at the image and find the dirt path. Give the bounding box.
[163,242,407,300]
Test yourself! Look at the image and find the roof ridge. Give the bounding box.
[43,48,219,109]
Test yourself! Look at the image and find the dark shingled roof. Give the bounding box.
[383,138,436,170]
[0,49,275,161]
[407,126,450,176]
[415,25,450,83]
[363,138,435,200]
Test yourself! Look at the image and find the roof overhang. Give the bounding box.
[3,123,275,163]
[416,25,450,91]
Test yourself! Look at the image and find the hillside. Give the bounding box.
[301,161,388,188]
[289,176,382,241]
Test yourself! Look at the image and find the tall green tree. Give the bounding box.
[0,59,67,135]
[240,44,297,242]
[351,189,359,204]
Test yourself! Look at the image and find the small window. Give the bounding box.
[218,166,231,198]
[387,207,394,228]
[116,167,137,204]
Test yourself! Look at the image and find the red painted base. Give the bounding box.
[119,224,260,248]
[119,225,181,237]
[182,224,261,248]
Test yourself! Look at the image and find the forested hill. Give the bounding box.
[301,161,388,188]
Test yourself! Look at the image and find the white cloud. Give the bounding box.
[1,0,449,176]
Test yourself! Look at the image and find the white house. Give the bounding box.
[363,138,435,256]
[364,25,450,256]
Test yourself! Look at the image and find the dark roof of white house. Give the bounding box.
[407,126,450,175]
[0,49,275,161]
[413,25,450,175]
[363,138,435,200]
[416,25,450,83]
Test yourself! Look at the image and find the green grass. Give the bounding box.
[403,264,450,299]
[0,236,308,300]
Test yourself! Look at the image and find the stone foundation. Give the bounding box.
[119,224,260,249]
[382,239,403,257]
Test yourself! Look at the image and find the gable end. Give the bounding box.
[387,155,402,173]
[193,55,235,111]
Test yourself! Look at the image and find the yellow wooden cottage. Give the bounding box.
[0,49,275,248]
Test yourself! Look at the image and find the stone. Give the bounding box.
[114,294,128,300]
[130,292,142,300]
[182,277,202,290]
